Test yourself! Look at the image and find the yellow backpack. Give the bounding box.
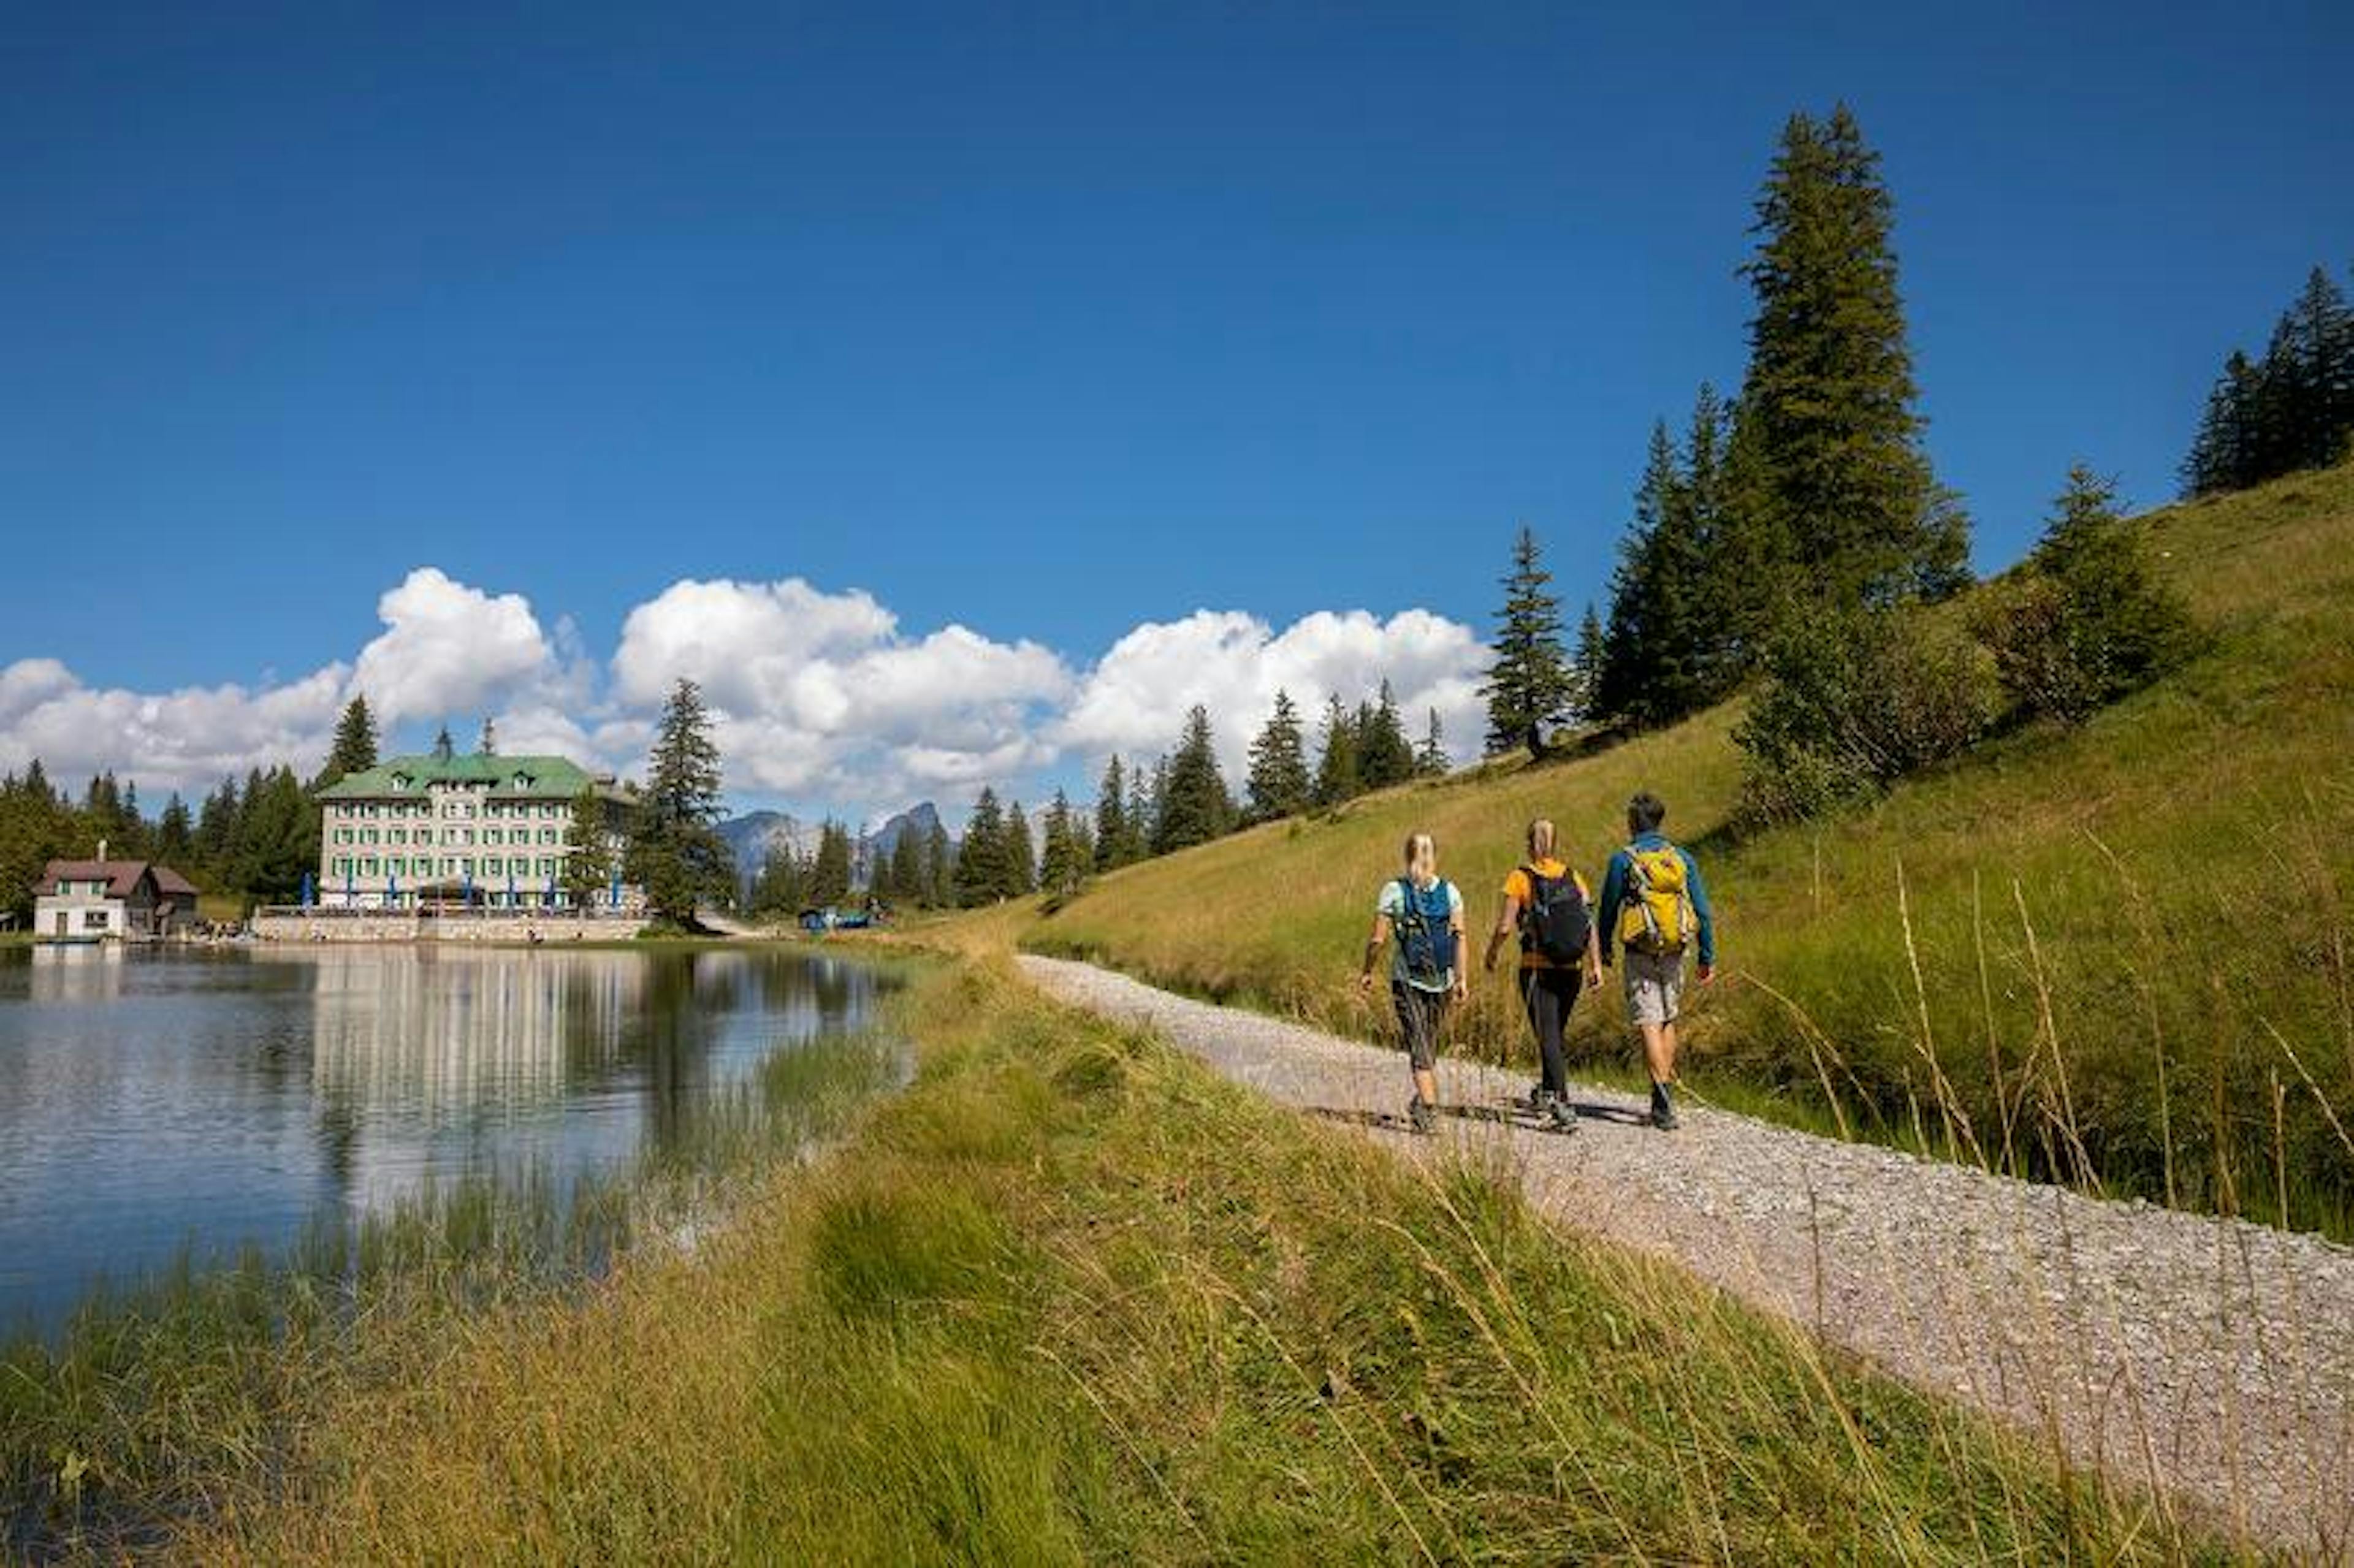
[1618,843,1695,954]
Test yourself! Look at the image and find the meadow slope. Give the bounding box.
[1014,461,2354,1237]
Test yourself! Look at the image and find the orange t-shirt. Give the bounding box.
[1500,858,1592,970]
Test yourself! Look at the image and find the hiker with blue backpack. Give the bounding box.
[1482,817,1603,1133]
[1358,831,1467,1133]
[1597,791,1715,1131]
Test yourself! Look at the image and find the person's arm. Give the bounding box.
[1484,879,1522,973]
[1684,848,1716,978]
[1360,885,1393,993]
[1596,853,1626,967]
[1449,886,1469,1000]
[1579,874,1603,985]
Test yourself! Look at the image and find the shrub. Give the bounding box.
[1975,466,2196,724]
[1735,603,1997,821]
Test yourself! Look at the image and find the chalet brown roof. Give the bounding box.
[34,859,200,900]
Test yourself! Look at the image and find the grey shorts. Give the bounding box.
[1390,981,1448,1071]
[1621,948,1686,1028]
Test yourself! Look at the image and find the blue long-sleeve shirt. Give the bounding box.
[1597,832,1715,967]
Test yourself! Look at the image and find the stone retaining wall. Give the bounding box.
[251,913,648,944]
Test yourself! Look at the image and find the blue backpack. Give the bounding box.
[1394,878,1456,986]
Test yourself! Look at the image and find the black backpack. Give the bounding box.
[1518,866,1591,965]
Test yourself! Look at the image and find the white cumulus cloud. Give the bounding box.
[1054,607,1489,781]
[353,568,555,725]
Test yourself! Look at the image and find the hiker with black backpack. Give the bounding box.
[1482,817,1602,1133]
[1596,791,1715,1131]
[1358,830,1467,1134]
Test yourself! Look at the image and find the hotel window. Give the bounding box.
[484,856,501,876]
[363,858,379,875]
[333,857,351,875]
[462,858,476,877]
[442,858,457,876]
[539,858,557,877]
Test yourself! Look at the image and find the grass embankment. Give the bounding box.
[1019,462,2354,1237]
[174,962,2203,1563]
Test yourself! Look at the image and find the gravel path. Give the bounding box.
[1020,954,2354,1560]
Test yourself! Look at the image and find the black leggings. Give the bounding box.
[1518,967,1584,1095]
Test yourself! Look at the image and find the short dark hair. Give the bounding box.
[1626,791,1667,834]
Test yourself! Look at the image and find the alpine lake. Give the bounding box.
[0,940,903,1340]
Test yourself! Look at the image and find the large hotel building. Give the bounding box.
[313,739,639,910]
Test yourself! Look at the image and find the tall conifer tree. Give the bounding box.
[1313,693,1360,807]
[956,788,1007,906]
[1244,689,1312,821]
[1094,755,1130,870]
[1356,680,1416,789]
[1482,527,1574,758]
[320,696,379,788]
[625,678,731,924]
[1734,105,1968,611]
[1154,707,1232,853]
[1002,801,1037,897]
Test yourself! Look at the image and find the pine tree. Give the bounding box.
[956,788,1007,907]
[563,784,617,907]
[1154,707,1232,853]
[1414,708,1449,777]
[625,678,731,924]
[1482,526,1574,759]
[319,696,379,789]
[478,715,497,756]
[1001,802,1036,897]
[1244,690,1312,821]
[1094,756,1130,870]
[1735,105,1968,610]
[1127,760,1154,862]
[432,726,455,763]
[1313,693,1360,807]
[750,844,809,916]
[2183,350,2259,496]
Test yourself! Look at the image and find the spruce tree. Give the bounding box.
[1569,603,1606,723]
[1599,421,1716,728]
[1735,105,1968,610]
[625,678,731,924]
[1356,680,1415,789]
[478,716,497,756]
[1124,760,1152,864]
[1414,708,1449,777]
[1482,526,1574,759]
[1002,802,1037,897]
[1244,690,1312,821]
[811,820,854,907]
[923,820,954,908]
[887,826,924,907]
[2183,351,2259,496]
[1094,756,1129,870]
[156,793,194,866]
[955,788,1007,906]
[1154,707,1232,853]
[320,696,379,788]
[1313,693,1360,806]
[563,784,617,907]
[1038,790,1089,899]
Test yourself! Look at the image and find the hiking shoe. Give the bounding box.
[1408,1095,1436,1134]
[1650,1104,1681,1132]
[1545,1094,1579,1133]
[1524,1081,1546,1111]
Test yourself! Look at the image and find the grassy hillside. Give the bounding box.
[196,965,2196,1562]
[1011,461,2354,1238]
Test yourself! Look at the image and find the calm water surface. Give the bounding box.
[0,942,895,1336]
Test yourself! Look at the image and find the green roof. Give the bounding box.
[317,752,620,802]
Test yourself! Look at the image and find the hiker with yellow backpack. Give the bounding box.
[1596,791,1716,1131]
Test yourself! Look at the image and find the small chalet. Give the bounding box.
[33,843,200,940]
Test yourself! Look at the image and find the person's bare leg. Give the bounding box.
[1413,1065,1439,1108]
[1640,1021,1674,1086]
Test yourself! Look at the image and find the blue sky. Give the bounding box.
[2,1,2348,822]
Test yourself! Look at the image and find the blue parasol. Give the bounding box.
[300,869,314,909]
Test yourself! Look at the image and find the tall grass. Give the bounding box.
[0,1013,904,1560]
[189,963,2215,1563]
[1016,460,2354,1238]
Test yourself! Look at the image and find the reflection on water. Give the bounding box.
[0,943,891,1337]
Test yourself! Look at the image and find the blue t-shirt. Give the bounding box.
[1376,876,1463,991]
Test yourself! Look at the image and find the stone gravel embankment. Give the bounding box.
[1021,954,2354,1560]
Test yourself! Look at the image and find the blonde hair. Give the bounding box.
[1401,831,1438,885]
[1526,818,1556,859]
